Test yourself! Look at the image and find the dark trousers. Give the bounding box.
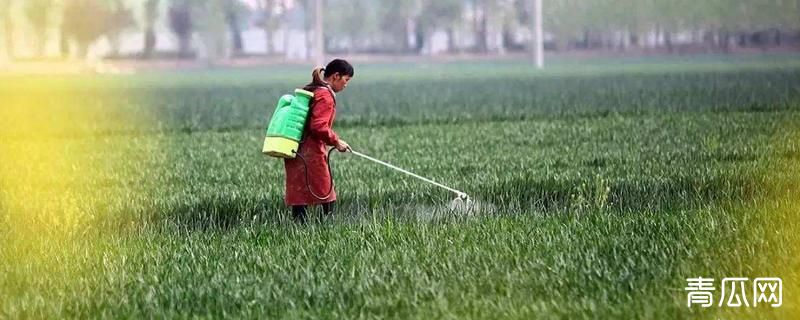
[292,202,335,223]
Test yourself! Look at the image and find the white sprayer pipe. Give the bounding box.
[349,150,467,199]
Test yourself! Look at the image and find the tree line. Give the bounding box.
[0,0,798,61]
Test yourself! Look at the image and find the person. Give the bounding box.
[284,59,353,223]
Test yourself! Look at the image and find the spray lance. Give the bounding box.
[262,88,470,206]
[346,149,470,204]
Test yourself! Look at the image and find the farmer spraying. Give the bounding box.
[263,59,474,222]
[283,59,353,222]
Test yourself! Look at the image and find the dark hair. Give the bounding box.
[304,59,354,91]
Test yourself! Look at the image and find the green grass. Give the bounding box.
[2,55,800,318]
[3,54,800,135]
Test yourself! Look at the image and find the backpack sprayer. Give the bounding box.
[262,89,471,207]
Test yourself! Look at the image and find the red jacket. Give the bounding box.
[283,87,339,205]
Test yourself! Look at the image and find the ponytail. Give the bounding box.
[304,67,329,91]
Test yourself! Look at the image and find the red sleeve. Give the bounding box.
[308,90,339,146]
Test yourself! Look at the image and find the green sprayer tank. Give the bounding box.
[262,89,315,158]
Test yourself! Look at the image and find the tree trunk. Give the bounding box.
[59,26,69,58]
[664,30,673,53]
[474,0,487,53]
[34,27,47,58]
[228,12,244,57]
[654,25,661,49]
[107,33,121,58]
[401,17,412,53]
[719,29,731,53]
[618,30,628,51]
[629,32,639,48]
[479,4,488,53]
[143,28,156,59]
[77,41,89,60]
[261,0,274,54]
[143,0,159,59]
[2,8,12,60]
[231,25,243,57]
[178,36,192,58]
[414,19,424,54]
[703,29,715,52]
[348,33,354,54]
[582,29,590,49]
[737,32,747,48]
[501,24,513,52]
[264,28,273,54]
[447,27,456,53]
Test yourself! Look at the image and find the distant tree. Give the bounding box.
[105,0,136,57]
[254,0,280,54]
[60,0,135,59]
[0,0,13,60]
[417,0,463,53]
[224,0,249,58]
[168,0,244,61]
[536,0,800,53]
[142,0,160,59]
[187,0,234,63]
[59,13,68,57]
[168,0,193,58]
[376,0,420,53]
[467,0,519,54]
[472,0,488,53]
[327,0,378,53]
[62,0,113,59]
[24,0,54,58]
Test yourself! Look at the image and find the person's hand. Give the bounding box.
[335,140,351,152]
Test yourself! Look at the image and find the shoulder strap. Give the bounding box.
[304,85,335,106]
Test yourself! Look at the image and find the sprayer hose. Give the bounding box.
[294,147,337,201]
